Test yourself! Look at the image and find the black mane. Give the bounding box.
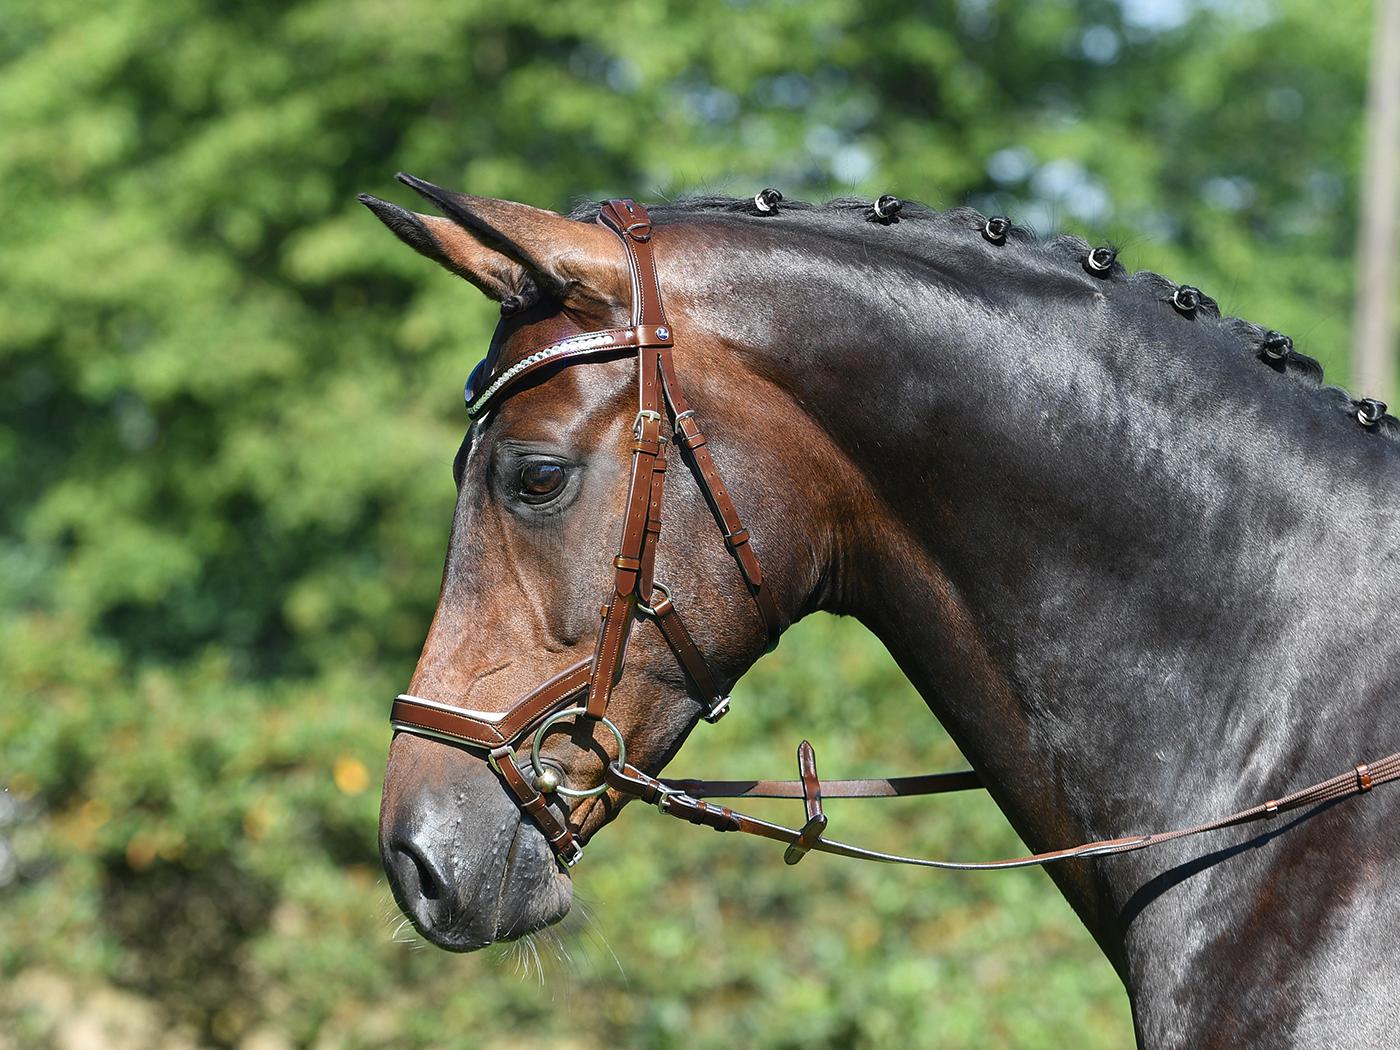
[572,193,1399,442]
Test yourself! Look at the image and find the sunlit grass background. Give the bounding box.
[0,0,1376,1045]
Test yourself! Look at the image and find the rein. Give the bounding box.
[389,199,1400,872]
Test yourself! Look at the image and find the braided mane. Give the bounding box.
[571,194,1399,443]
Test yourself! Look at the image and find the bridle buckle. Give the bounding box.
[651,782,686,813]
[701,696,731,724]
[633,409,663,438]
[558,839,585,867]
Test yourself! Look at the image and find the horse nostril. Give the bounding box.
[407,842,443,901]
[390,838,447,908]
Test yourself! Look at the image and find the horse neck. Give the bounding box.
[712,231,1400,887]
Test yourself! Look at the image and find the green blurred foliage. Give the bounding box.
[0,0,1373,1046]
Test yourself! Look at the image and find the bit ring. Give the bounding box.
[530,706,627,798]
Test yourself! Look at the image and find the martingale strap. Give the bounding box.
[392,197,1400,875]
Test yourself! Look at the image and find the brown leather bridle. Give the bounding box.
[390,199,1400,873]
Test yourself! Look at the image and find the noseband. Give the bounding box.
[390,200,1400,872]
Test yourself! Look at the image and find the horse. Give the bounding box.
[360,176,1400,1048]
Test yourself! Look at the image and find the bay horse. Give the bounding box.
[361,177,1400,1048]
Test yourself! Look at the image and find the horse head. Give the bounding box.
[362,179,858,950]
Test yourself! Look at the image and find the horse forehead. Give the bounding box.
[489,307,584,369]
[473,352,635,450]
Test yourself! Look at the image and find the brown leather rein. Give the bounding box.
[390,199,1400,871]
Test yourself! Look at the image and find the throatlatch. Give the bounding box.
[391,199,1400,873]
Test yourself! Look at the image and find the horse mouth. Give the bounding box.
[386,815,574,953]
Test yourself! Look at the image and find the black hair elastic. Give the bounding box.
[1171,285,1201,315]
[869,195,903,223]
[982,216,1011,244]
[1084,246,1118,276]
[753,188,783,214]
[1356,398,1387,428]
[1260,331,1293,361]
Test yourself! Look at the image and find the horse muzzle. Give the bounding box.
[380,736,572,951]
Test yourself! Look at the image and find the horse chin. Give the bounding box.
[408,819,574,954]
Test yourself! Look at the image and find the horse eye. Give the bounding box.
[518,462,565,499]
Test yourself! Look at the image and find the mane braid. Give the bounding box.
[567,194,1398,442]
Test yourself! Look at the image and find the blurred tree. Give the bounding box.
[0,0,1374,1047]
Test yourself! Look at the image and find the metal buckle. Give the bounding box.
[559,839,585,867]
[633,409,663,439]
[636,581,672,618]
[651,783,686,813]
[701,696,731,724]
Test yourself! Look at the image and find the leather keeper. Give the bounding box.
[724,528,751,549]
[676,419,706,449]
[672,796,740,833]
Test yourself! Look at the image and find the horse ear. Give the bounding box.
[358,192,530,302]
[368,174,628,309]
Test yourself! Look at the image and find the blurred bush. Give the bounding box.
[0,0,1371,1046]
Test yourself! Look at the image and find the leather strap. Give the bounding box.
[598,199,668,329]
[658,769,984,799]
[608,746,1400,871]
[784,740,828,864]
[658,347,783,646]
[586,348,667,719]
[465,325,672,419]
[490,746,583,866]
[392,659,591,748]
[639,413,669,597]
[643,589,730,722]
[579,205,676,722]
